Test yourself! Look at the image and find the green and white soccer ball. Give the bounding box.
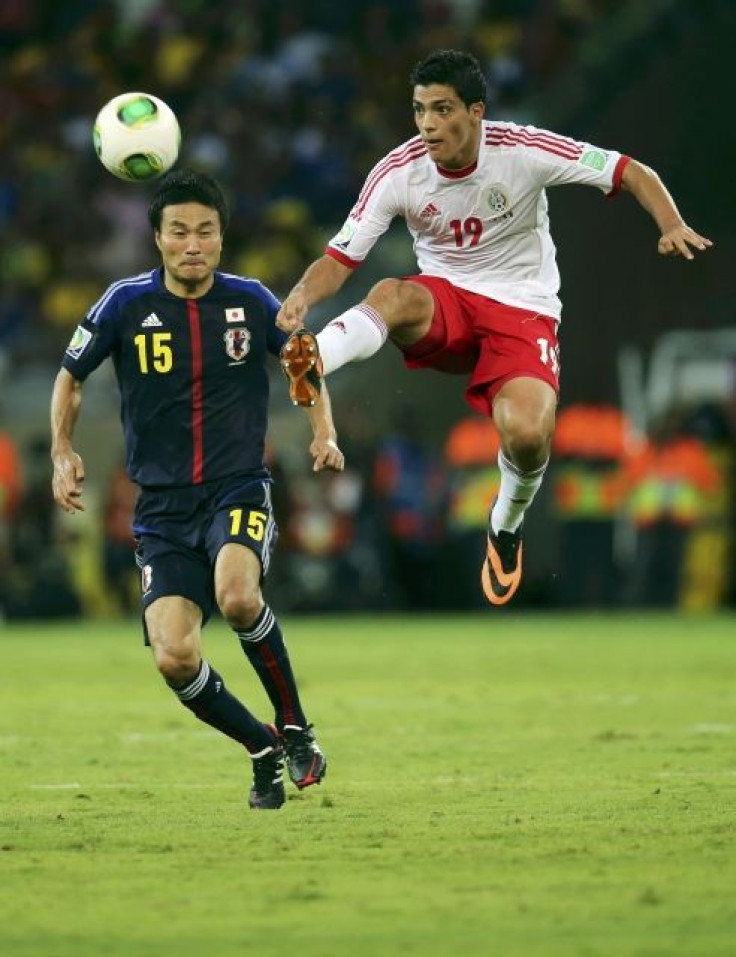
[93,92,181,182]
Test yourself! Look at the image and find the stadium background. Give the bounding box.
[0,0,734,617]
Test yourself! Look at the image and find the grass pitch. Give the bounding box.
[1,613,735,957]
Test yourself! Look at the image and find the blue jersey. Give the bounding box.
[62,268,289,488]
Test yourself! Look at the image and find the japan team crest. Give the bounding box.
[224,326,251,362]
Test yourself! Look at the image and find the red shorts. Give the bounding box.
[400,275,560,416]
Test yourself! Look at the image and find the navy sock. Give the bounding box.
[236,605,307,730]
[171,660,274,756]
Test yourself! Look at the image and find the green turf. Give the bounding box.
[1,614,735,956]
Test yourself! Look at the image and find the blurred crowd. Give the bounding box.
[1,396,733,618]
[1,0,620,374]
[2,0,733,618]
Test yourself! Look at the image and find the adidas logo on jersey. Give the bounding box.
[420,202,440,218]
[141,313,163,327]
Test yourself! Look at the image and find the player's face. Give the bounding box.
[412,84,484,170]
[155,202,223,297]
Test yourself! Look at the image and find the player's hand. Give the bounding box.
[52,449,86,513]
[310,437,344,473]
[658,224,713,260]
[276,287,309,333]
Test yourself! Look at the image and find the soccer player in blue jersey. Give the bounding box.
[50,169,344,810]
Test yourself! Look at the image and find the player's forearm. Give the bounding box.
[305,380,337,442]
[291,255,351,310]
[622,159,684,234]
[50,369,82,456]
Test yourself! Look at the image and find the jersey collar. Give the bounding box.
[436,159,478,179]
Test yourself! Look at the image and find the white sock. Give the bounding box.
[316,304,388,375]
[491,451,548,534]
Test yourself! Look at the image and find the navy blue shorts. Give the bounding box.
[133,473,278,626]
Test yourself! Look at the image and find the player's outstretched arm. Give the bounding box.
[50,368,86,513]
[622,159,713,260]
[304,381,344,473]
[276,255,353,333]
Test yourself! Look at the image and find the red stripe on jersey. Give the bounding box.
[488,127,582,160]
[325,246,361,268]
[356,137,424,205]
[352,141,426,220]
[488,130,582,158]
[486,123,582,151]
[187,299,204,484]
[608,154,630,197]
[352,141,426,219]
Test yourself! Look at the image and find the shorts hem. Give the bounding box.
[466,368,560,416]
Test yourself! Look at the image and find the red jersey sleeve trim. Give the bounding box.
[608,155,630,198]
[325,246,361,269]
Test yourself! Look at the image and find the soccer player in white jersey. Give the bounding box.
[277,48,712,606]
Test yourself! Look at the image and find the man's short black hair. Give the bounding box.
[409,49,487,107]
[148,168,229,232]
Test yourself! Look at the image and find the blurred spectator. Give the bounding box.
[0,423,22,522]
[551,403,630,607]
[280,468,370,612]
[271,407,379,612]
[373,403,448,609]
[234,198,324,296]
[623,411,724,608]
[442,415,501,609]
[675,402,734,612]
[6,435,81,619]
[102,463,139,615]
[0,419,23,618]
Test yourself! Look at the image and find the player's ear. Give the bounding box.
[154,230,162,252]
[470,101,485,121]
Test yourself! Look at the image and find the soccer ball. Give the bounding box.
[93,92,181,182]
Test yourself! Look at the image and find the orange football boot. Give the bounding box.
[280,329,323,407]
[481,522,524,606]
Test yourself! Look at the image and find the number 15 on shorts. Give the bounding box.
[229,508,267,541]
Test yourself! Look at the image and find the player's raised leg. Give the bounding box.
[483,376,556,605]
[280,279,433,406]
[145,595,285,809]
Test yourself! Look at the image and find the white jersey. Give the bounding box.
[327,120,628,321]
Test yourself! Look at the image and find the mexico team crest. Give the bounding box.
[224,327,251,362]
[484,184,511,218]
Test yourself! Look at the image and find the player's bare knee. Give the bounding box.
[365,278,431,333]
[151,642,199,686]
[505,425,552,471]
[218,589,262,630]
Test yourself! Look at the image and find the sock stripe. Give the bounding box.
[238,606,275,644]
[356,304,388,342]
[258,644,296,727]
[499,451,548,479]
[176,660,211,701]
